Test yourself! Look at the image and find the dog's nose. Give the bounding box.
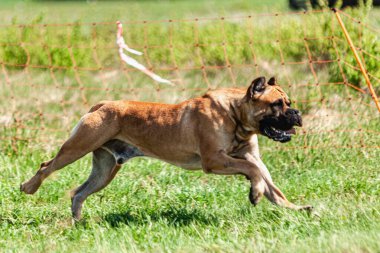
[295,116,302,127]
[286,108,299,115]
[285,109,302,127]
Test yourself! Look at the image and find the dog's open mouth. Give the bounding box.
[258,111,302,143]
[260,125,296,143]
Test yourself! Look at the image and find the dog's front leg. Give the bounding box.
[244,152,312,211]
[201,151,266,205]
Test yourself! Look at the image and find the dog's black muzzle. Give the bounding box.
[259,108,302,143]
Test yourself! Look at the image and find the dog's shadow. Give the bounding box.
[103,206,219,227]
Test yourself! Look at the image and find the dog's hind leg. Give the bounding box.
[71,148,120,220]
[71,140,144,220]
[20,107,120,195]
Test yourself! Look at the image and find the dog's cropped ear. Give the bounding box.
[268,76,277,86]
[246,76,266,100]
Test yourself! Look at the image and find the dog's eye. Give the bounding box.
[271,99,283,107]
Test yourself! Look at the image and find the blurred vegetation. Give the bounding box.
[289,0,380,10]
[0,2,378,90]
[0,0,378,121]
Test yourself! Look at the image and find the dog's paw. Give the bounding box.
[295,205,314,214]
[249,186,263,206]
[299,205,321,219]
[20,183,36,194]
[300,205,313,211]
[20,178,41,195]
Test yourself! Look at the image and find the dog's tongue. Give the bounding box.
[285,128,296,135]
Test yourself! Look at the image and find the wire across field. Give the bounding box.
[0,8,379,154]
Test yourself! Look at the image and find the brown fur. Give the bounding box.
[21,76,312,220]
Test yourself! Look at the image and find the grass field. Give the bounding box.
[1,1,380,252]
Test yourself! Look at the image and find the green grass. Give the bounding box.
[2,106,380,252]
[1,1,380,252]
[1,134,380,252]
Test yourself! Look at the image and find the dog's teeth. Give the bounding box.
[285,128,296,135]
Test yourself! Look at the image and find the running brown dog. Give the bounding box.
[21,76,312,220]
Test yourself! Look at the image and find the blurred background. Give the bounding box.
[0,0,379,24]
[1,0,379,144]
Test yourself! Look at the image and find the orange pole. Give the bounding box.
[332,8,380,112]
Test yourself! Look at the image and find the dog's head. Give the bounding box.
[243,76,302,143]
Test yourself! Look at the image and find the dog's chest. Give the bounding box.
[227,134,253,157]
